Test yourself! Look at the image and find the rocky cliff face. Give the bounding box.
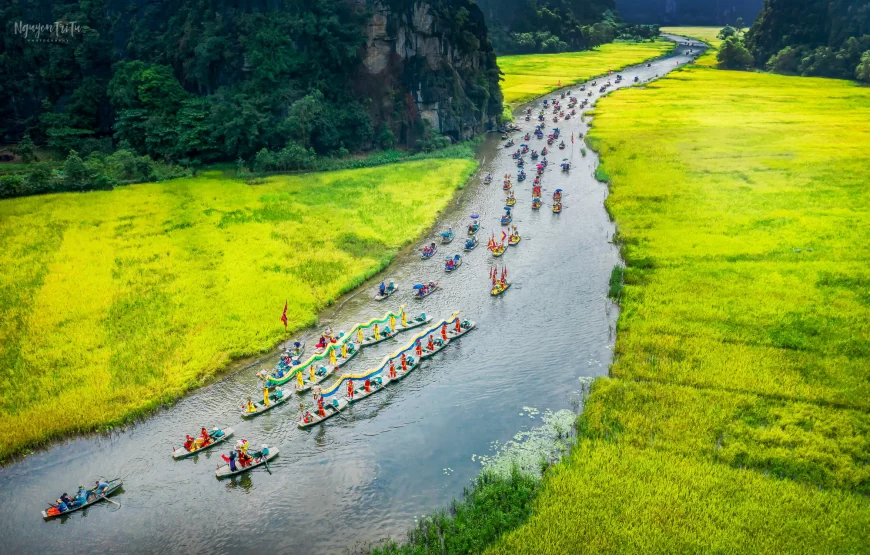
[356,0,503,143]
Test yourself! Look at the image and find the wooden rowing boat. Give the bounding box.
[440,230,455,244]
[421,245,438,259]
[446,321,476,340]
[215,449,279,478]
[464,237,479,251]
[388,356,421,383]
[491,245,506,257]
[413,283,439,299]
[374,284,399,301]
[172,428,235,459]
[508,234,521,246]
[444,255,462,273]
[419,337,450,359]
[42,480,123,519]
[298,398,349,428]
[345,375,390,403]
[239,388,290,418]
[491,282,511,296]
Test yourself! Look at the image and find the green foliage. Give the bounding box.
[717,25,737,40]
[857,51,870,81]
[746,0,870,80]
[717,36,755,69]
[607,265,624,300]
[370,468,540,555]
[12,136,36,163]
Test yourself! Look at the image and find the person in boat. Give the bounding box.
[211,427,224,438]
[245,398,256,413]
[347,379,354,399]
[364,378,371,393]
[184,434,196,451]
[317,395,326,417]
[200,427,212,444]
[225,450,238,472]
[400,352,408,371]
[94,480,110,496]
[427,335,435,352]
[389,359,397,378]
[415,340,423,357]
[379,281,386,296]
[54,498,69,514]
[441,323,448,341]
[302,410,313,424]
[446,258,454,270]
[60,492,73,507]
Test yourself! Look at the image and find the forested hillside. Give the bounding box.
[474,0,657,54]
[617,0,761,26]
[0,0,502,168]
[745,0,870,80]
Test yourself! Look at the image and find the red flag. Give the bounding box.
[280,301,288,328]
[502,231,507,241]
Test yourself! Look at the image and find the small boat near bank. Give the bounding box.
[374,281,399,301]
[240,388,290,418]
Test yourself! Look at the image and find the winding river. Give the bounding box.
[0,36,700,554]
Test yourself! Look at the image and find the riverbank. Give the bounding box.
[0,157,477,461]
[490,51,870,552]
[498,40,676,107]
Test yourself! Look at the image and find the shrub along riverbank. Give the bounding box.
[490,57,870,553]
[0,157,477,461]
[498,40,675,107]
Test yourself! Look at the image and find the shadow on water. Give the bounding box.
[0,37,703,554]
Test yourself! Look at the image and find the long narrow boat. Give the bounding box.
[419,337,450,359]
[413,283,439,299]
[42,480,123,519]
[388,356,421,383]
[215,449,279,478]
[421,245,438,259]
[239,388,290,418]
[345,374,391,403]
[445,320,476,340]
[172,427,235,459]
[298,398,349,428]
[491,282,511,296]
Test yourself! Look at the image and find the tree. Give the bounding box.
[856,51,870,82]
[13,135,36,163]
[718,25,737,40]
[717,37,755,70]
[766,46,801,73]
[62,150,88,190]
[735,17,745,32]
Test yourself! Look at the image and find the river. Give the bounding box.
[0,36,700,554]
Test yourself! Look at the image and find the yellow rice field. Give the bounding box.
[0,159,477,460]
[498,40,676,106]
[489,62,870,552]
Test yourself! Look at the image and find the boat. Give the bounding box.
[503,181,512,191]
[444,254,462,273]
[42,480,123,519]
[505,195,516,206]
[413,282,439,299]
[491,281,511,296]
[444,320,476,341]
[464,236,479,251]
[553,189,562,201]
[298,398,349,428]
[389,355,421,382]
[491,243,506,257]
[421,244,438,259]
[553,202,563,214]
[468,223,480,236]
[172,427,235,459]
[215,448,279,478]
[344,374,391,403]
[440,229,455,244]
[483,174,493,185]
[501,212,512,225]
[419,337,450,359]
[240,388,290,418]
[508,233,521,246]
[532,198,542,210]
[374,282,399,301]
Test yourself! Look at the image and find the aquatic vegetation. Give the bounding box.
[477,409,576,479]
[0,158,477,460]
[488,62,870,551]
[498,40,676,106]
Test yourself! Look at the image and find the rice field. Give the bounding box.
[488,64,870,551]
[0,158,477,460]
[498,40,676,107]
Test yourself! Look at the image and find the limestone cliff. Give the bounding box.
[355,0,503,144]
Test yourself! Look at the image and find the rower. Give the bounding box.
[455,319,461,333]
[317,395,326,417]
[401,352,408,371]
[441,323,448,341]
[347,379,354,399]
[415,340,423,357]
[94,480,109,495]
[379,281,386,296]
[389,359,397,378]
[74,487,87,507]
[184,434,195,451]
[364,378,371,393]
[427,335,435,351]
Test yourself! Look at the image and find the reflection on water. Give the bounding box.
[0,38,700,554]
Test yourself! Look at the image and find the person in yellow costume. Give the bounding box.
[329,348,337,365]
[390,315,396,330]
[373,323,380,340]
[297,371,304,388]
[245,398,256,413]
[309,366,315,381]
[263,385,270,406]
[401,311,407,327]
[341,342,347,358]
[357,328,363,343]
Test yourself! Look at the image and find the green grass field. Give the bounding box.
[498,40,675,107]
[489,62,870,552]
[0,158,477,460]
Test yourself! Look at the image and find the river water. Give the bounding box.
[0,36,699,554]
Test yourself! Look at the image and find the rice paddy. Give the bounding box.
[498,40,676,106]
[0,158,477,460]
[488,62,870,551]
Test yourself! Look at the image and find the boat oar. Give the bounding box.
[262,457,272,475]
[100,495,121,507]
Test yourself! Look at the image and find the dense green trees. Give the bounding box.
[474,0,654,54]
[745,0,870,81]
[0,0,499,183]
